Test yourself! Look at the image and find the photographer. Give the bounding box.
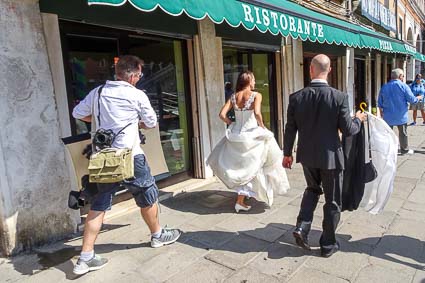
[72,55,181,275]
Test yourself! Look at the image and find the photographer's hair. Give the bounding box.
[391,68,404,80]
[236,71,254,92]
[115,55,143,81]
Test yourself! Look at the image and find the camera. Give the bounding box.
[93,128,115,149]
[68,175,99,210]
[139,130,146,144]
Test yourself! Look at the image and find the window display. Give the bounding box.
[63,25,192,177]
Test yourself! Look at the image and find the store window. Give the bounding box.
[62,23,192,177]
[130,37,191,175]
[66,35,118,135]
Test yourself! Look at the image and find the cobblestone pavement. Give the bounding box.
[1,122,425,283]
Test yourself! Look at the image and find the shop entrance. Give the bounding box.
[222,46,278,136]
[354,58,366,110]
[60,21,193,186]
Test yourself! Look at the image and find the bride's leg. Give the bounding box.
[236,194,249,207]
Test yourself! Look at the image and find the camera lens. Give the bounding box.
[96,134,106,143]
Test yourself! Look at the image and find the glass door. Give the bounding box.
[222,47,277,135]
[129,36,192,176]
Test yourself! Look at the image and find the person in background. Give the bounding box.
[378,68,423,155]
[409,74,425,125]
[416,73,425,84]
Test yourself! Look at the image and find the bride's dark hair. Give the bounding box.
[236,71,254,92]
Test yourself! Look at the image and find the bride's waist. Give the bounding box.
[232,121,257,129]
[227,125,273,138]
[230,125,258,133]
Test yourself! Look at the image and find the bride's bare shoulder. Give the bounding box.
[253,92,262,100]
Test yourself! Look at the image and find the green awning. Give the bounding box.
[88,0,424,57]
[414,52,425,62]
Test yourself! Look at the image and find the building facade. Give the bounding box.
[0,0,424,256]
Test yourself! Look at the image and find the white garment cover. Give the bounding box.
[360,113,398,214]
[207,109,290,206]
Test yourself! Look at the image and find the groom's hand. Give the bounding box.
[283,156,293,169]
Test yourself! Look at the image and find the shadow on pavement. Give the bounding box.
[8,218,424,279]
[9,223,141,280]
[414,149,425,155]
[339,233,425,270]
[161,190,268,215]
[179,223,424,270]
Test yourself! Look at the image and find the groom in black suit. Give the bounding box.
[283,54,366,257]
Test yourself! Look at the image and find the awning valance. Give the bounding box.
[414,52,425,62]
[88,0,424,57]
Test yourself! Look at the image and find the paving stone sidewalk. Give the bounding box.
[1,123,425,283]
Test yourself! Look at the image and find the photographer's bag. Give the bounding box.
[88,148,134,183]
[88,84,135,183]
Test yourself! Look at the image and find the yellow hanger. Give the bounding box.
[359,102,367,112]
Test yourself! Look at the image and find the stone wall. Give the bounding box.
[0,0,78,256]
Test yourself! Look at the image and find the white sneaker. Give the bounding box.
[151,227,182,248]
[73,254,108,275]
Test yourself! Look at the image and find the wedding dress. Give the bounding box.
[207,92,290,206]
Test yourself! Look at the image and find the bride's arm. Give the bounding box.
[253,93,265,128]
[219,99,233,125]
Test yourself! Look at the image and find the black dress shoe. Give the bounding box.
[320,242,340,258]
[293,228,311,250]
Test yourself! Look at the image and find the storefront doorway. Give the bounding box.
[222,46,278,136]
[371,59,377,111]
[354,58,366,111]
[60,21,193,183]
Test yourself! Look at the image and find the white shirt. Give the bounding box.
[72,80,157,156]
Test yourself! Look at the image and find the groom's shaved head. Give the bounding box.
[310,54,331,80]
[311,54,331,73]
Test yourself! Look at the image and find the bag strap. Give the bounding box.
[95,83,135,145]
[91,85,105,152]
[110,122,133,144]
[96,84,105,128]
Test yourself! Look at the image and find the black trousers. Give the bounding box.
[297,166,343,248]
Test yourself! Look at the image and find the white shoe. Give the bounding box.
[235,203,251,213]
[73,254,108,275]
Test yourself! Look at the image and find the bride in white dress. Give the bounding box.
[207,71,290,213]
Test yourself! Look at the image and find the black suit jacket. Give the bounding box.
[283,82,361,170]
